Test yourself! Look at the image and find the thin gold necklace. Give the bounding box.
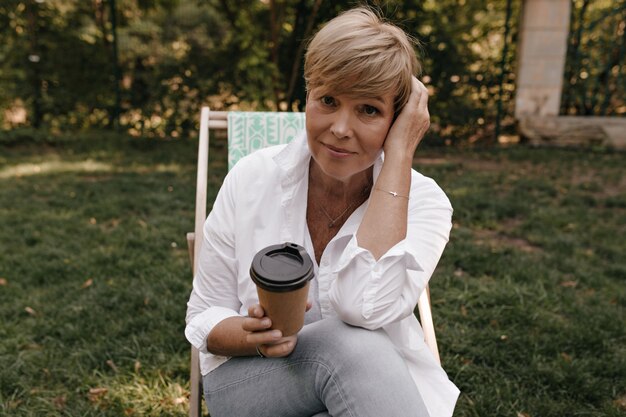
[320,201,358,228]
[318,185,371,228]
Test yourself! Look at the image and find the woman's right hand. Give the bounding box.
[383,76,430,161]
[242,304,301,358]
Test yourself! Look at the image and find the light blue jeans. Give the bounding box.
[202,317,428,417]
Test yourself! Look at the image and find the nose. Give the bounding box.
[330,109,353,139]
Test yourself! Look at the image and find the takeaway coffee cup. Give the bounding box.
[250,242,314,336]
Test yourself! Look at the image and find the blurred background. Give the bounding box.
[0,0,623,145]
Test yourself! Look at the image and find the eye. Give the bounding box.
[320,96,336,107]
[362,105,380,116]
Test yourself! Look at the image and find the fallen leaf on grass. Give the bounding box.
[460,357,473,365]
[25,306,37,316]
[614,393,626,409]
[53,395,66,410]
[517,413,531,417]
[560,280,578,288]
[20,343,42,351]
[584,288,596,296]
[88,387,108,402]
[560,352,573,362]
[106,359,118,373]
[108,218,121,228]
[89,217,97,225]
[134,360,141,373]
[0,277,7,286]
[8,399,22,409]
[81,278,93,289]
[460,305,468,316]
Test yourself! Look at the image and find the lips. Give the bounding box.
[323,143,355,155]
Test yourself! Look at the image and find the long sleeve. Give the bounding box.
[185,170,242,353]
[328,174,452,330]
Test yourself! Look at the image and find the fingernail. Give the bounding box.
[272,330,282,338]
[261,319,270,327]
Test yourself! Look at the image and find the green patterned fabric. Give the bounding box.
[227,111,306,170]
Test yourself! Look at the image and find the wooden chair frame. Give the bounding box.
[185,106,440,417]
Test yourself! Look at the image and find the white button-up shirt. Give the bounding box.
[185,132,459,417]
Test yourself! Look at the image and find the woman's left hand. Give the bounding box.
[383,76,430,160]
[246,301,313,358]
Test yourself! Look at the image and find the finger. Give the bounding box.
[247,304,265,318]
[305,300,312,312]
[246,329,283,345]
[414,77,429,110]
[241,316,272,332]
[263,336,297,357]
[406,76,423,106]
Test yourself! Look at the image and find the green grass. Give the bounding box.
[0,134,624,416]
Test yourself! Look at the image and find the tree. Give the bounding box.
[0,0,537,144]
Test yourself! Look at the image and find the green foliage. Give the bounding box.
[0,1,622,141]
[561,0,626,116]
[0,0,524,142]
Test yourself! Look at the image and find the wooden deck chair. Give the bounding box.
[185,106,441,417]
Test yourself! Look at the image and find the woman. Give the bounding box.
[186,7,459,417]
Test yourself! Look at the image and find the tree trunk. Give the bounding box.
[269,0,281,110]
[26,1,42,128]
[286,0,323,110]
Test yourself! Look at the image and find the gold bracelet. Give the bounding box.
[374,188,409,200]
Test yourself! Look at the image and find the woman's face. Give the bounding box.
[305,87,395,183]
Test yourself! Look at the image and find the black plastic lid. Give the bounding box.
[250,243,314,292]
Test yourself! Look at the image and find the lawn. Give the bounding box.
[0,133,624,416]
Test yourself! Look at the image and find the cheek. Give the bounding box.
[305,104,322,133]
[364,121,392,149]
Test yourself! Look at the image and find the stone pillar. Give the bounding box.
[515,0,571,117]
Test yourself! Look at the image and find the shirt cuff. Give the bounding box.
[332,235,423,274]
[184,306,240,354]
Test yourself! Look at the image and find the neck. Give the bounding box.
[308,160,373,202]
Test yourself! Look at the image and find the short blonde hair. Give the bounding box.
[304,7,420,112]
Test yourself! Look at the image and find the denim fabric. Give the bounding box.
[203,318,428,417]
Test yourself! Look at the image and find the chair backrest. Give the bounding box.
[227,112,305,170]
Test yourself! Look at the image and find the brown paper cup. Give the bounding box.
[250,243,314,337]
[257,281,310,336]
